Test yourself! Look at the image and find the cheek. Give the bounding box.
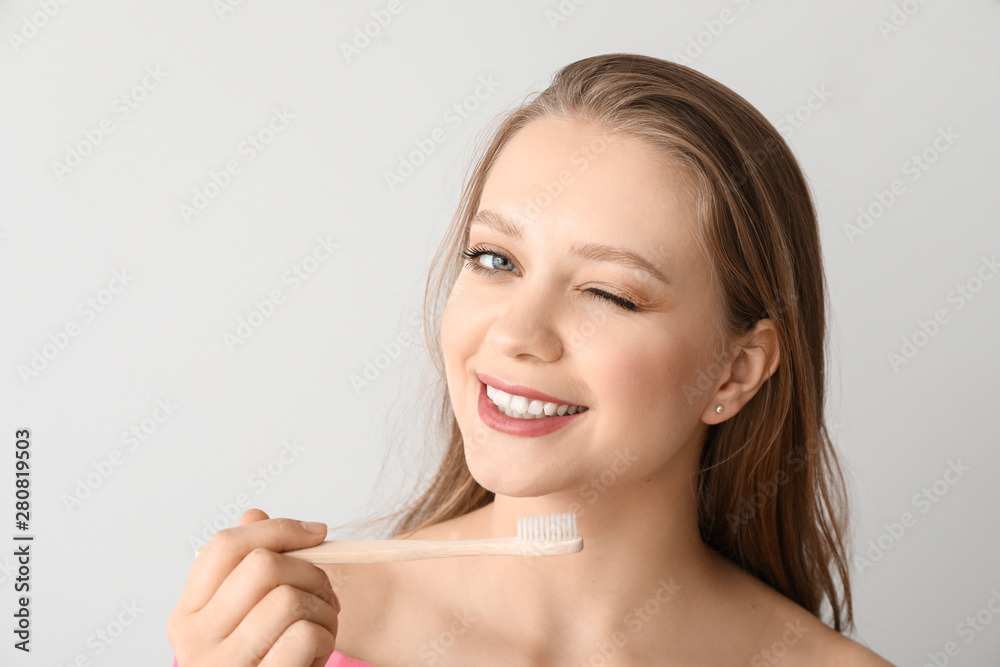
[440,295,464,385]
[440,280,485,397]
[587,324,706,426]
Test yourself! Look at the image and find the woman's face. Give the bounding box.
[440,116,726,498]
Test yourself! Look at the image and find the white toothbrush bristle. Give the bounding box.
[516,512,579,541]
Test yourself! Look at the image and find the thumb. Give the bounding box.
[239,508,269,526]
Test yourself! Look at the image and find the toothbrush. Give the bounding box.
[194,512,582,564]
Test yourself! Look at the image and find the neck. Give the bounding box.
[456,447,729,660]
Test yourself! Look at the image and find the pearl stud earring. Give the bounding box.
[715,405,724,413]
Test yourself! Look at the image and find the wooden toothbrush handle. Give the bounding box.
[282,537,584,564]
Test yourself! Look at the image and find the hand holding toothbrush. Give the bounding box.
[167,509,340,667]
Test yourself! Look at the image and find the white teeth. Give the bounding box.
[486,384,586,420]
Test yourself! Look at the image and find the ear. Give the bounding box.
[700,319,781,424]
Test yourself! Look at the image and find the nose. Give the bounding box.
[486,279,565,363]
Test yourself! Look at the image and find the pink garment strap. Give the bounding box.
[326,650,377,666]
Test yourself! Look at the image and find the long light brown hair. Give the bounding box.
[374,53,853,631]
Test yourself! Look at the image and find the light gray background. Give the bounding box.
[1,1,998,665]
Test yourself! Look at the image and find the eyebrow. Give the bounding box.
[469,209,670,285]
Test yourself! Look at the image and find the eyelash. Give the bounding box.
[460,244,641,312]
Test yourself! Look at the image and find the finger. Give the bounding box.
[230,589,338,665]
[256,620,335,667]
[176,517,328,614]
[240,508,270,526]
[202,548,337,638]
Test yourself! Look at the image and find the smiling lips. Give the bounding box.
[475,373,588,437]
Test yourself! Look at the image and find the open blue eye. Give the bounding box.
[461,245,517,272]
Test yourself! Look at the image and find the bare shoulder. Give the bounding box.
[318,558,397,659]
[318,517,469,663]
[821,631,897,666]
[782,609,895,667]
[750,584,895,666]
[715,556,894,666]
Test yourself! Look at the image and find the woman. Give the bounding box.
[168,53,895,666]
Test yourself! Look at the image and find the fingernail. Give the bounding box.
[301,521,327,534]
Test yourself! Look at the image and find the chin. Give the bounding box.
[465,453,526,497]
[463,445,568,499]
